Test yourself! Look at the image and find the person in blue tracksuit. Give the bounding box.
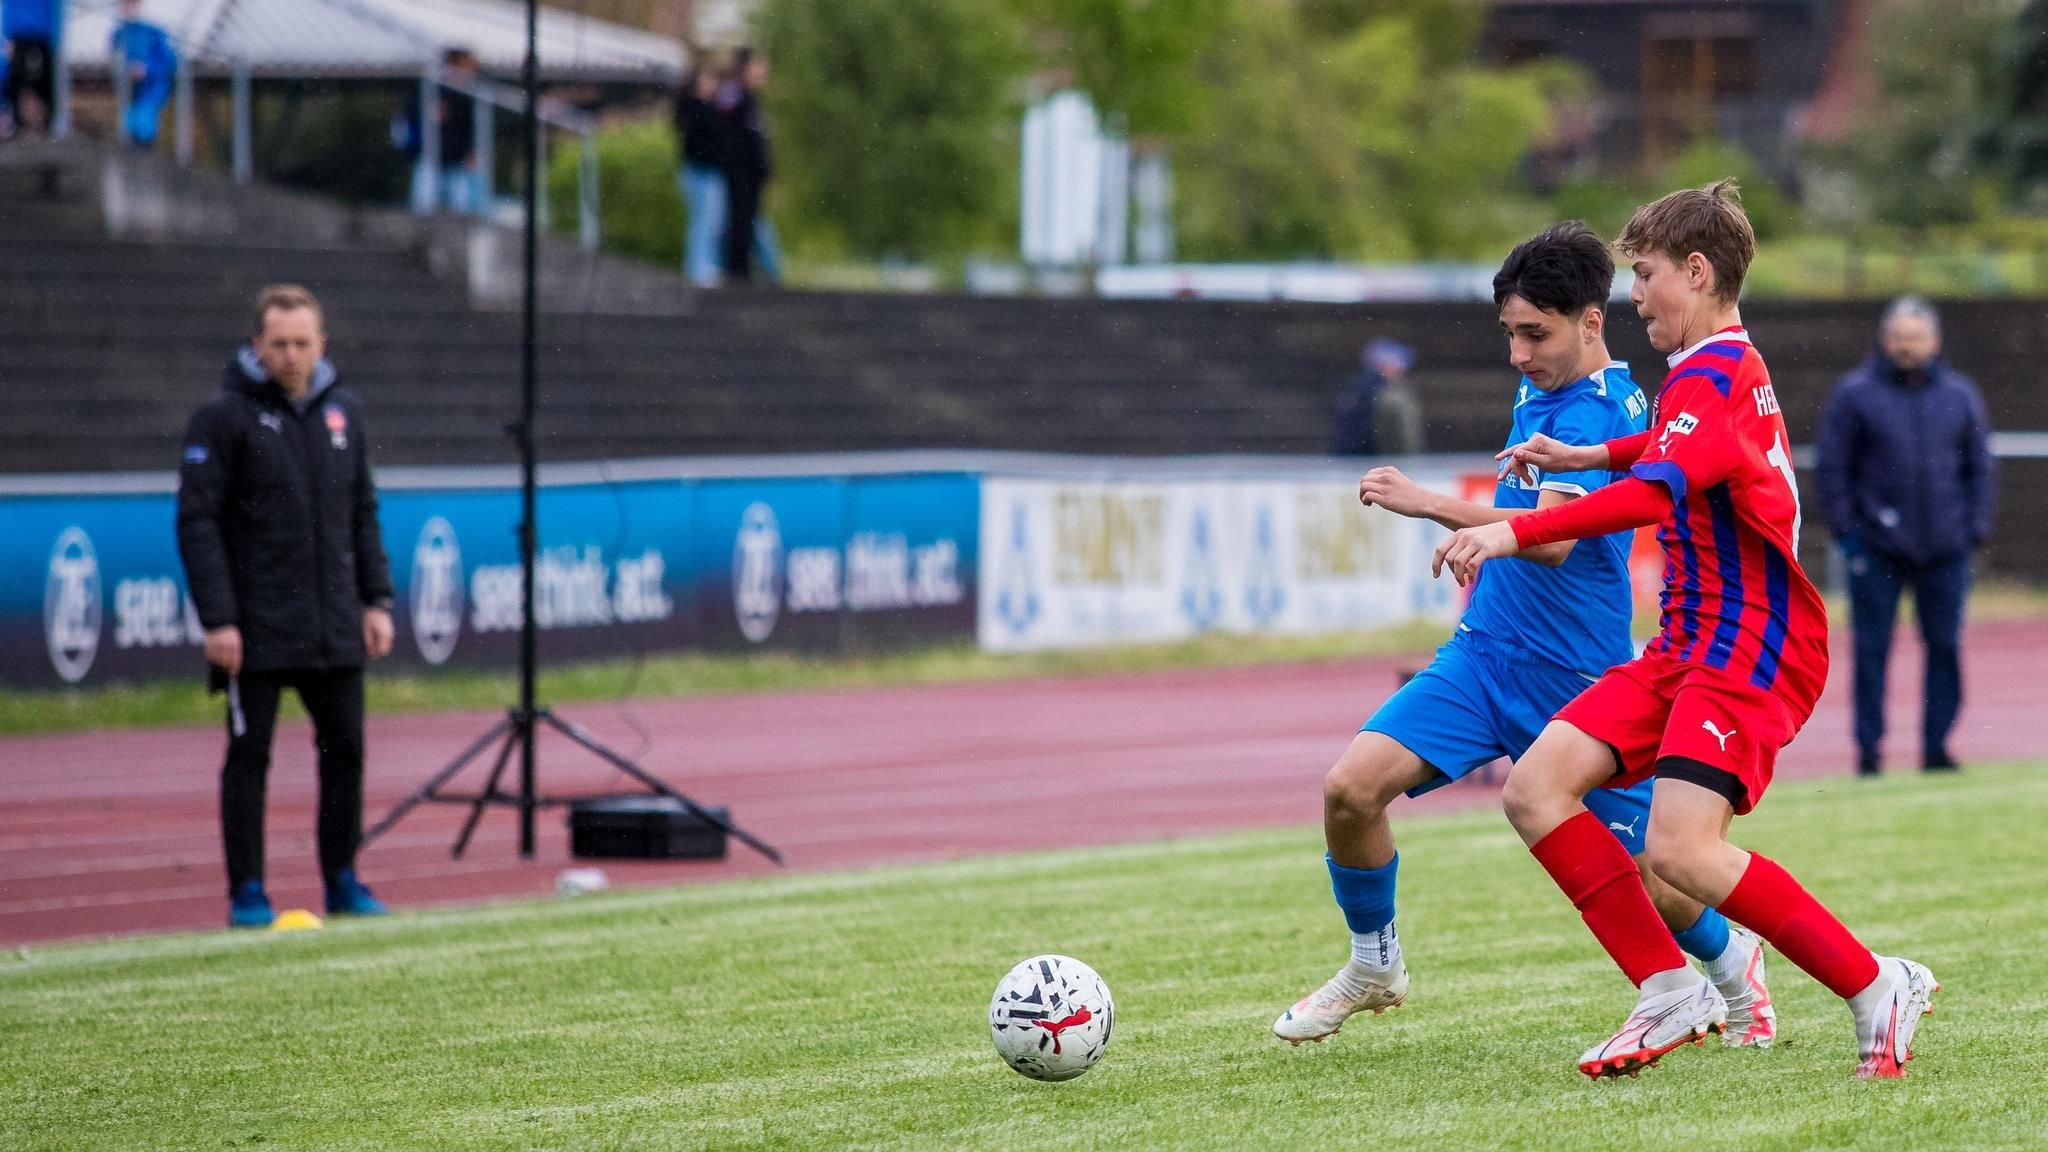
[110,0,178,148]
[1818,296,1997,775]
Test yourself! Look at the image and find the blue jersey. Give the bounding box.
[1458,363,1648,677]
[112,21,178,97]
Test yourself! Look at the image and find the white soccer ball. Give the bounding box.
[988,954,1115,1082]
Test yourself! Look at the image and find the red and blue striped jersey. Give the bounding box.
[1630,327,1830,717]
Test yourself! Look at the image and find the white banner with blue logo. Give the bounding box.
[977,471,1463,652]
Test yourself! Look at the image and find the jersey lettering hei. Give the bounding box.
[1630,328,1830,716]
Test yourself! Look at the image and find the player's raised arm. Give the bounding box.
[1361,466,1580,566]
[1496,429,1652,485]
[1433,476,1673,586]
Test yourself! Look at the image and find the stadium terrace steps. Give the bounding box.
[0,210,1361,468]
[3,140,2046,573]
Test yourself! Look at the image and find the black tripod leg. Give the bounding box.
[363,714,515,845]
[539,710,785,866]
[453,720,525,859]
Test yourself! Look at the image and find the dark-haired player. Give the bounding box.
[1441,181,1937,1080]
[1273,223,1774,1048]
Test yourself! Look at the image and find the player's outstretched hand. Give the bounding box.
[1358,466,1436,519]
[1496,433,1603,486]
[1432,521,1521,587]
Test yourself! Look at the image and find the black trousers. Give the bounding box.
[722,174,762,281]
[1847,547,1971,764]
[221,666,366,895]
[4,38,54,128]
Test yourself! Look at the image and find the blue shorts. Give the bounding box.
[1362,629,1654,855]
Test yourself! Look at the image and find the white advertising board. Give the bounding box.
[977,471,1463,652]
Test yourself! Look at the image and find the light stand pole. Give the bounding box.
[516,0,541,858]
[365,3,780,868]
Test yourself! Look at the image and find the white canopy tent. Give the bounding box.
[62,0,687,81]
[54,0,687,243]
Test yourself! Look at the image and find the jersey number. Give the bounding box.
[1766,433,1802,552]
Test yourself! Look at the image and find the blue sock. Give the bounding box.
[1673,907,1732,963]
[1326,853,1398,935]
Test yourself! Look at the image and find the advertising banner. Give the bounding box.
[381,480,699,671]
[977,470,1463,652]
[1,469,979,688]
[7,452,1471,683]
[683,473,977,653]
[0,493,206,687]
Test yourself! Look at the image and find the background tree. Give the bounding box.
[1829,0,2016,228]
[1009,0,1229,136]
[756,0,1030,260]
[548,117,685,267]
[1167,0,1577,261]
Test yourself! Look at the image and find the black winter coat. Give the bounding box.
[673,87,726,169]
[176,351,394,672]
[1816,351,1996,566]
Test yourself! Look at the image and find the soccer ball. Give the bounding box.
[988,954,1114,1082]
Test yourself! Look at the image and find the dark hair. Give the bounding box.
[1615,178,1754,303]
[1493,222,1614,316]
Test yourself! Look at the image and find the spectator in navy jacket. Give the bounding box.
[1817,297,1996,776]
[1331,338,1423,456]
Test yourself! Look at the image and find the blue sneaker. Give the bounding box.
[324,870,390,917]
[228,880,274,929]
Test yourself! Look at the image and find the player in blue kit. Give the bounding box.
[1274,223,1776,1048]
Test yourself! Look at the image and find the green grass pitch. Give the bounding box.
[5,764,2046,1151]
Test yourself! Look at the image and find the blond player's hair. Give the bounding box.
[1615,179,1756,304]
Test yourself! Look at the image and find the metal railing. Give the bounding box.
[425,69,602,251]
[113,52,602,252]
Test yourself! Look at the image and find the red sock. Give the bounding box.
[1717,853,1880,999]
[1530,810,1686,986]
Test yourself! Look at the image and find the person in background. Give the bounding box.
[110,0,176,150]
[2,0,57,137]
[1331,338,1424,456]
[398,48,482,214]
[1817,296,1997,776]
[176,285,396,929]
[718,47,779,285]
[673,60,726,288]
[740,50,782,284]
[1,46,13,139]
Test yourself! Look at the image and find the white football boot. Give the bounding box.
[1853,956,1939,1079]
[1273,962,1409,1045]
[1712,927,1778,1049]
[1579,970,1727,1079]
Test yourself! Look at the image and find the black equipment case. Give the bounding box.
[568,795,730,860]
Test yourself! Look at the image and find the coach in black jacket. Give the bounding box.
[1817,296,1996,778]
[176,285,396,928]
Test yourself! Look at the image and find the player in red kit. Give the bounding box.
[1434,180,1938,1081]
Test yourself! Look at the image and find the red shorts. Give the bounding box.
[1556,650,1801,816]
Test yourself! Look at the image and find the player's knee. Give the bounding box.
[1642,836,1710,895]
[1323,764,1384,821]
[1498,768,1553,834]
[1636,859,1700,924]
[1324,750,1404,818]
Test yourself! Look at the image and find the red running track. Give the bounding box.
[4,618,2045,946]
